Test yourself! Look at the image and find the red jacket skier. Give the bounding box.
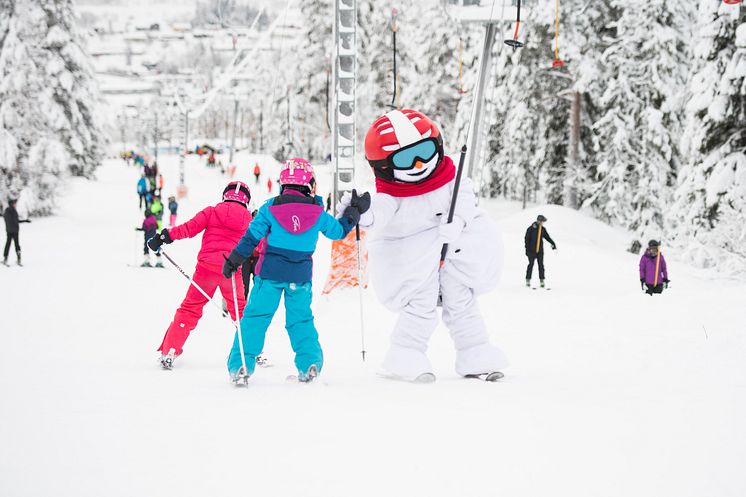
[147,181,253,369]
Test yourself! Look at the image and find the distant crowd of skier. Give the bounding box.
[115,109,667,385]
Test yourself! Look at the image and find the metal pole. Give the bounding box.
[355,224,366,361]
[180,110,189,188]
[332,0,357,209]
[259,109,264,152]
[390,8,398,109]
[465,23,497,180]
[231,274,249,381]
[564,91,580,209]
[230,98,238,165]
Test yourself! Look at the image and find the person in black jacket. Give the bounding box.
[524,214,556,287]
[3,199,31,266]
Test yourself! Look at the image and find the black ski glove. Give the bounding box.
[551,244,557,250]
[342,205,361,226]
[640,279,645,291]
[349,189,371,215]
[664,279,670,289]
[147,229,173,251]
[222,250,246,279]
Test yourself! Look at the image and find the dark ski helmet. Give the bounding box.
[648,239,660,248]
[537,215,547,222]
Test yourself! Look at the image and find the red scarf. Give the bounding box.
[375,156,456,197]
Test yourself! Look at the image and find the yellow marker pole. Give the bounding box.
[653,247,661,287]
[554,0,560,60]
[536,225,542,254]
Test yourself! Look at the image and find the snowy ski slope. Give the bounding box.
[1,154,744,497]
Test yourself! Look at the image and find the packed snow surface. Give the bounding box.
[1,154,744,497]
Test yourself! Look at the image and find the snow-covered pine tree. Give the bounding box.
[673,1,746,273]
[0,0,104,213]
[586,0,691,250]
[399,2,464,149]
[480,8,568,206]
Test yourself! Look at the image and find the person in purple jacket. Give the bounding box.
[639,239,669,296]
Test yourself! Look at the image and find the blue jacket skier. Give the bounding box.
[221,158,370,384]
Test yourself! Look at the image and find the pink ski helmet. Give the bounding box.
[279,158,315,188]
[222,181,251,205]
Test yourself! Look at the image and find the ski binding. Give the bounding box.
[377,371,437,383]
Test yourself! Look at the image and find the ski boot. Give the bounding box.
[230,366,251,386]
[141,261,152,268]
[297,364,319,383]
[540,280,545,288]
[525,279,530,288]
[159,348,176,370]
[16,250,22,267]
[154,261,164,268]
[2,257,8,267]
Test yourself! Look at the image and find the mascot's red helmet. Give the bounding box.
[364,109,444,183]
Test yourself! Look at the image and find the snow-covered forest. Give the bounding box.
[1,0,745,271]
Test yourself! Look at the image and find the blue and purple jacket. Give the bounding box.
[234,190,354,283]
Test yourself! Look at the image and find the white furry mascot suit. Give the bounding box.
[340,109,508,382]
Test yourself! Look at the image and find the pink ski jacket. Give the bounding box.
[168,202,252,272]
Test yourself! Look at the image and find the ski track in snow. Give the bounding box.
[1,154,745,497]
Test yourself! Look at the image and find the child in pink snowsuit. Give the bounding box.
[148,182,253,368]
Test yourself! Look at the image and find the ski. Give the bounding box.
[465,372,504,382]
[377,371,437,384]
[286,364,319,383]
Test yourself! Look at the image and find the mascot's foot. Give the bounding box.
[381,345,434,381]
[456,343,508,377]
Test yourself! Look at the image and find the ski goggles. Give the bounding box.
[385,138,441,170]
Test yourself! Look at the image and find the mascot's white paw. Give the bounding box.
[382,345,434,380]
[455,343,509,377]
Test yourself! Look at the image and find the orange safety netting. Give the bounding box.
[322,228,368,294]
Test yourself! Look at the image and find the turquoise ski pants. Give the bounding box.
[227,277,323,376]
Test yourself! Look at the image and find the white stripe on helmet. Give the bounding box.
[384,110,423,147]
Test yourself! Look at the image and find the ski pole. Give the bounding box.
[231,274,249,378]
[159,248,236,324]
[440,145,468,268]
[355,223,366,362]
